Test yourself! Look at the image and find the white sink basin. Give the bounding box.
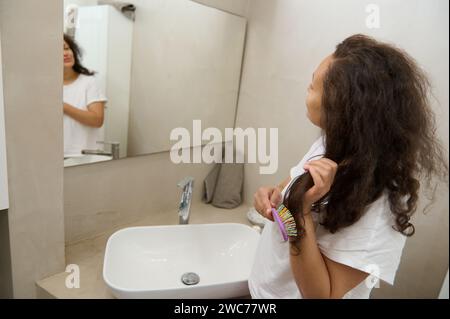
[64,154,113,167]
[103,223,260,299]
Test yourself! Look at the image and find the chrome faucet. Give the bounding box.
[177,177,194,225]
[82,141,120,160]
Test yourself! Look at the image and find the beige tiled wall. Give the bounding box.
[237,0,449,298]
[64,150,215,244]
[0,0,65,298]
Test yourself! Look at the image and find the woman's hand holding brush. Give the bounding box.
[254,178,291,221]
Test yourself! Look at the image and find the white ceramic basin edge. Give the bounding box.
[103,223,261,299]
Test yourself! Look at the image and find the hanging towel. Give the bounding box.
[203,164,221,204]
[203,163,244,209]
[98,1,136,21]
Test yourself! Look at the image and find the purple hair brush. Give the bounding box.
[271,204,298,242]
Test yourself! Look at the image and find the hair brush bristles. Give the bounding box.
[277,204,298,239]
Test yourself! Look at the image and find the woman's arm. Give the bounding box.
[63,102,105,128]
[289,159,369,298]
[290,209,369,298]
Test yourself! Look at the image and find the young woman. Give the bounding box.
[63,34,107,157]
[250,34,448,299]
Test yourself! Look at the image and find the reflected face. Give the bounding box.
[305,55,334,128]
[64,41,75,69]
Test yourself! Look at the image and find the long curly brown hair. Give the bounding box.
[284,34,448,244]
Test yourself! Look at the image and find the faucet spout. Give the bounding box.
[177,177,194,225]
[82,141,120,160]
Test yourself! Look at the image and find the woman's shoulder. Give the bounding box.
[75,74,103,91]
[77,73,97,84]
[317,191,407,286]
[354,191,397,231]
[318,191,403,241]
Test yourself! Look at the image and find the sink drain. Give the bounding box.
[181,272,200,286]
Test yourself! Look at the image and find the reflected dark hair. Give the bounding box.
[64,34,95,76]
[285,34,448,251]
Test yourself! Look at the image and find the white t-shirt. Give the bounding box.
[248,136,407,299]
[63,74,107,157]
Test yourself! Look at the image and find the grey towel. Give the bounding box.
[203,163,244,209]
[98,1,136,21]
[203,164,221,204]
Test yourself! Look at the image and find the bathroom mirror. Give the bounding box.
[63,0,246,167]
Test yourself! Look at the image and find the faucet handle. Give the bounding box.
[97,141,120,160]
[177,177,194,189]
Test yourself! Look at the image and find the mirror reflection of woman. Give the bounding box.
[63,34,107,157]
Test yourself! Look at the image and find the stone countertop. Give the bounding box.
[36,203,254,299]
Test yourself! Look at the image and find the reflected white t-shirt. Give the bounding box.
[63,74,107,157]
[248,136,407,299]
